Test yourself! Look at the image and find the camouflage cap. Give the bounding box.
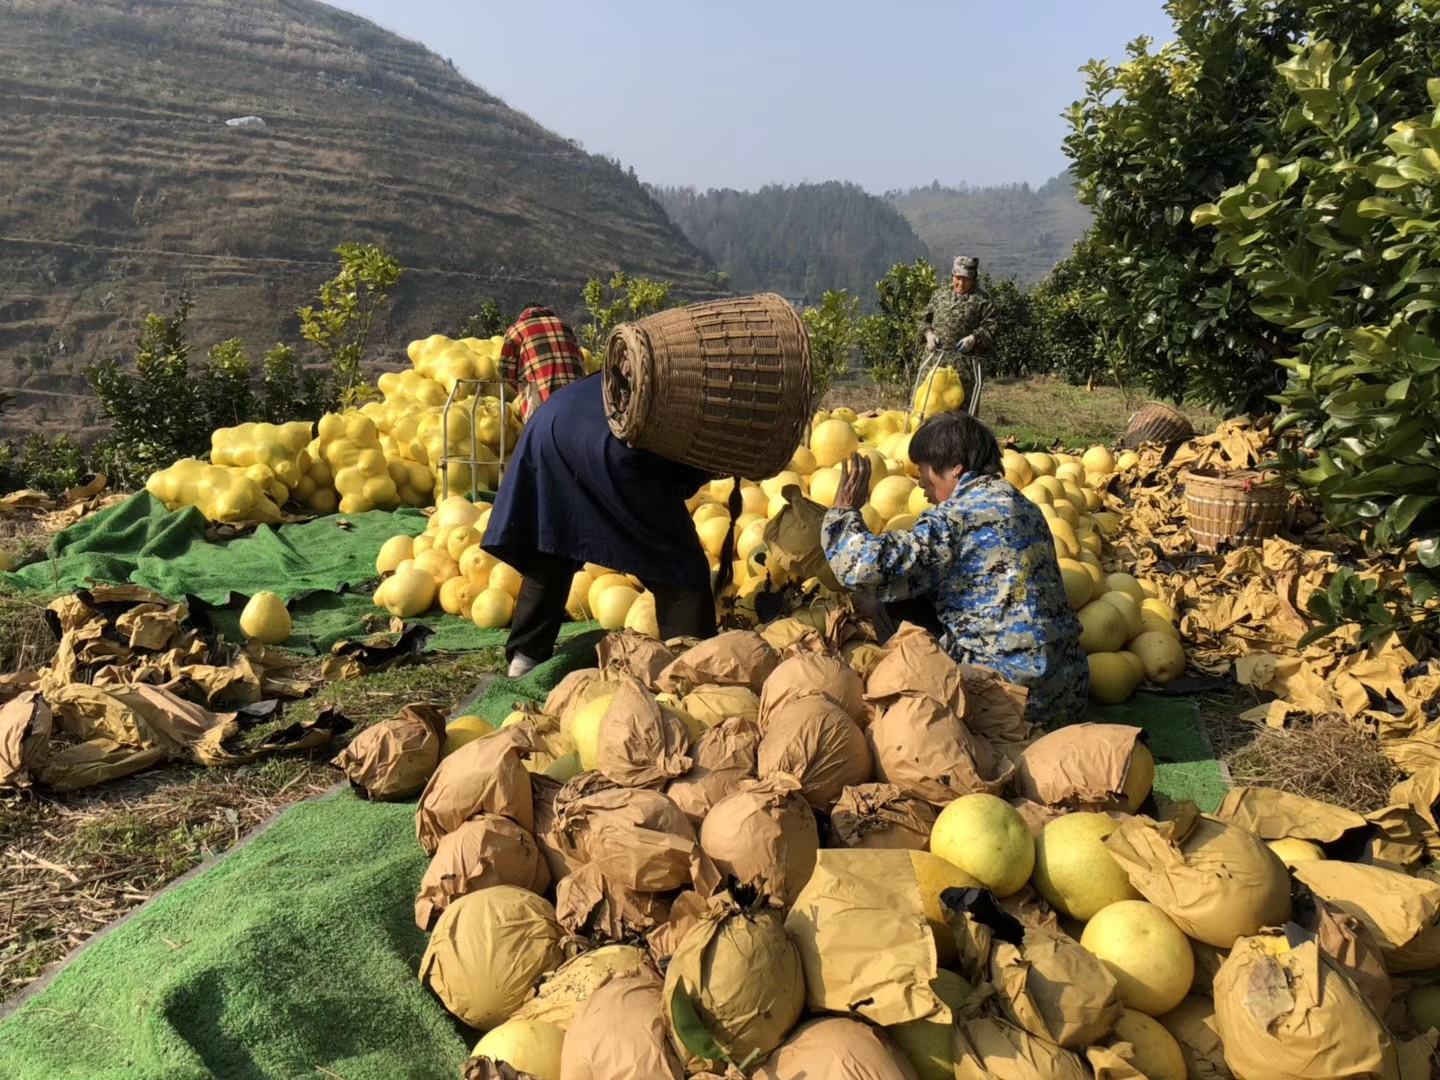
[953,256,979,279]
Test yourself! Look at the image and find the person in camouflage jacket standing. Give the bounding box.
[920,255,997,357]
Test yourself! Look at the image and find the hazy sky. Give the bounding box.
[330,0,1176,193]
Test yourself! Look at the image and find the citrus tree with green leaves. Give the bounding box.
[581,272,678,355]
[298,242,404,405]
[801,289,860,396]
[857,259,937,389]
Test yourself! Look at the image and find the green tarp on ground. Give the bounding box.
[0,650,1224,1080]
[0,492,598,653]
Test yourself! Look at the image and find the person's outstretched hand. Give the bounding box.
[834,452,872,511]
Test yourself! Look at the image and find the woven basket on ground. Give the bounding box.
[1183,470,1288,551]
[1123,402,1195,448]
[602,293,812,480]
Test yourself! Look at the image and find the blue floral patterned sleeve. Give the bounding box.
[820,506,956,600]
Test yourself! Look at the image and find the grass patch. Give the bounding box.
[0,585,56,675]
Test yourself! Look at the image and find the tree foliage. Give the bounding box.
[297,242,404,405]
[857,259,938,388]
[580,272,678,355]
[802,289,861,396]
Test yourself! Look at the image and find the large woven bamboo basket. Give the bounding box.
[1123,401,1195,448]
[603,294,812,480]
[1183,470,1288,551]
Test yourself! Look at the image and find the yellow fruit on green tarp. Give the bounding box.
[471,588,515,629]
[490,562,524,600]
[1079,601,1128,654]
[594,585,640,631]
[1080,900,1194,1016]
[471,1019,565,1079]
[1131,631,1186,685]
[442,714,493,757]
[1032,812,1141,920]
[440,577,484,618]
[239,591,291,644]
[930,793,1034,898]
[375,535,413,575]
[1088,652,1142,705]
[375,567,436,617]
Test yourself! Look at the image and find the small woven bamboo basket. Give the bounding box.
[603,294,812,480]
[1183,470,1289,551]
[1123,402,1195,448]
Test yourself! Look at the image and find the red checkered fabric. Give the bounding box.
[499,307,585,416]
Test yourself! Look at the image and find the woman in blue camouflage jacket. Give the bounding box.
[821,410,1089,725]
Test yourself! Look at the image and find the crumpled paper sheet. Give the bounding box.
[666,717,759,825]
[416,727,535,854]
[595,675,693,789]
[1291,860,1440,973]
[655,630,779,696]
[952,999,1093,1080]
[1015,724,1146,811]
[596,630,675,689]
[762,486,843,593]
[0,691,52,787]
[556,861,672,943]
[1213,785,1371,845]
[829,782,936,850]
[330,702,445,800]
[992,928,1123,1048]
[414,813,550,931]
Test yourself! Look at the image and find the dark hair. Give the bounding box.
[908,411,1003,476]
[521,300,547,313]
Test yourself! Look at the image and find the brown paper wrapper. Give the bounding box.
[558,968,685,1080]
[544,665,601,717]
[331,703,445,800]
[646,889,711,967]
[1104,815,1292,948]
[415,727,534,855]
[958,665,1035,744]
[1213,786,1371,845]
[992,929,1123,1048]
[555,862,673,944]
[414,813,551,931]
[864,623,966,709]
[553,776,710,894]
[1292,860,1440,973]
[532,774,584,883]
[756,695,872,812]
[1306,895,1395,1018]
[681,685,760,730]
[655,631,778,696]
[761,487,843,593]
[952,1002,1093,1080]
[510,944,653,1031]
[0,691,52,787]
[869,694,1013,805]
[1015,723,1149,811]
[1212,937,1401,1080]
[666,717,759,826]
[662,901,806,1072]
[596,630,676,688]
[830,783,937,851]
[759,617,824,654]
[595,675,693,789]
[1009,798,1069,838]
[1157,996,1232,1080]
[755,1017,920,1080]
[700,777,819,908]
[785,848,945,1026]
[757,653,867,729]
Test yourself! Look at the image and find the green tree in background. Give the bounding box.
[802,290,861,396]
[581,272,677,355]
[298,243,404,406]
[857,259,937,388]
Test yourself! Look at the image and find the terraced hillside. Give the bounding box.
[0,0,715,437]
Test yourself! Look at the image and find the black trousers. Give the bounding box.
[506,551,717,662]
[875,595,946,644]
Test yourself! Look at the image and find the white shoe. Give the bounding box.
[507,654,538,678]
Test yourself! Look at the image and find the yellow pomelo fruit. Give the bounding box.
[587,573,631,616]
[1131,631,1186,685]
[884,513,918,533]
[1105,572,1146,603]
[565,572,594,620]
[1080,900,1194,1016]
[471,1018,564,1079]
[460,545,498,585]
[1080,531,1104,557]
[740,485,770,517]
[1032,812,1141,920]
[1077,560,1106,597]
[489,562,525,599]
[434,496,483,530]
[1140,612,1181,640]
[1105,1009,1187,1080]
[1079,601,1129,654]
[471,588,515,629]
[789,446,817,475]
[623,590,659,637]
[1407,984,1440,1035]
[1266,837,1325,867]
[570,689,621,771]
[1048,519,1080,560]
[870,475,917,520]
[376,535,414,575]
[1024,452,1056,477]
[908,485,932,515]
[696,516,732,558]
[1055,462,1086,487]
[1021,482,1052,506]
[930,793,1034,898]
[1117,450,1141,470]
[860,504,885,534]
[446,525,483,562]
[1141,598,1178,624]
[1083,446,1117,475]
[1121,744,1155,812]
[414,549,460,584]
[1050,498,1080,529]
[1118,651,1145,684]
[760,470,804,498]
[807,467,841,508]
[1037,475,1066,501]
[440,577,484,618]
[1088,652,1141,705]
[1058,560,1094,609]
[1003,468,1027,489]
[830,406,858,423]
[441,714,494,757]
[693,502,730,527]
[810,419,860,467]
[582,563,617,579]
[708,477,736,501]
[1083,488,1104,511]
[377,567,437,617]
[888,968,973,1080]
[240,591,292,644]
[737,519,769,562]
[909,851,982,966]
[1002,449,1033,483]
[595,585,640,630]
[1098,591,1143,640]
[412,533,434,556]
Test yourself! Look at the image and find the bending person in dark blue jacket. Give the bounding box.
[482,373,715,677]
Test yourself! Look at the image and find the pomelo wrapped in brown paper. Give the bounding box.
[558,968,684,1080]
[330,702,447,800]
[992,927,1124,1048]
[592,675,693,789]
[700,776,819,907]
[864,623,964,710]
[869,694,1013,805]
[645,889,711,966]
[512,715,579,780]
[555,862,672,943]
[784,848,946,1026]
[1291,860,1440,974]
[544,667,601,721]
[1083,1044,1148,1080]
[761,485,843,593]
[419,885,565,1031]
[959,665,1035,745]
[1157,996,1232,1080]
[0,691,51,787]
[1103,814,1291,948]
[757,652,867,728]
[1213,786,1372,851]
[1015,723,1155,813]
[1212,936,1402,1080]
[655,630,778,696]
[666,717,759,826]
[533,774,585,883]
[680,684,759,729]
[951,997,1093,1080]
[510,943,652,1031]
[844,640,886,678]
[756,695,872,811]
[595,629,674,688]
[754,1017,920,1080]
[831,783,937,851]
[759,617,823,654]
[662,900,806,1072]
[415,813,552,931]
[416,726,535,854]
[887,968,973,1080]
[553,774,714,894]
[1289,887,1394,1016]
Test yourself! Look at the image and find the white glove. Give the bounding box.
[958,335,977,354]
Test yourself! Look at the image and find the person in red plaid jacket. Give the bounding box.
[499,303,586,419]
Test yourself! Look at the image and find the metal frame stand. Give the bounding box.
[439,379,510,502]
[908,347,984,431]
